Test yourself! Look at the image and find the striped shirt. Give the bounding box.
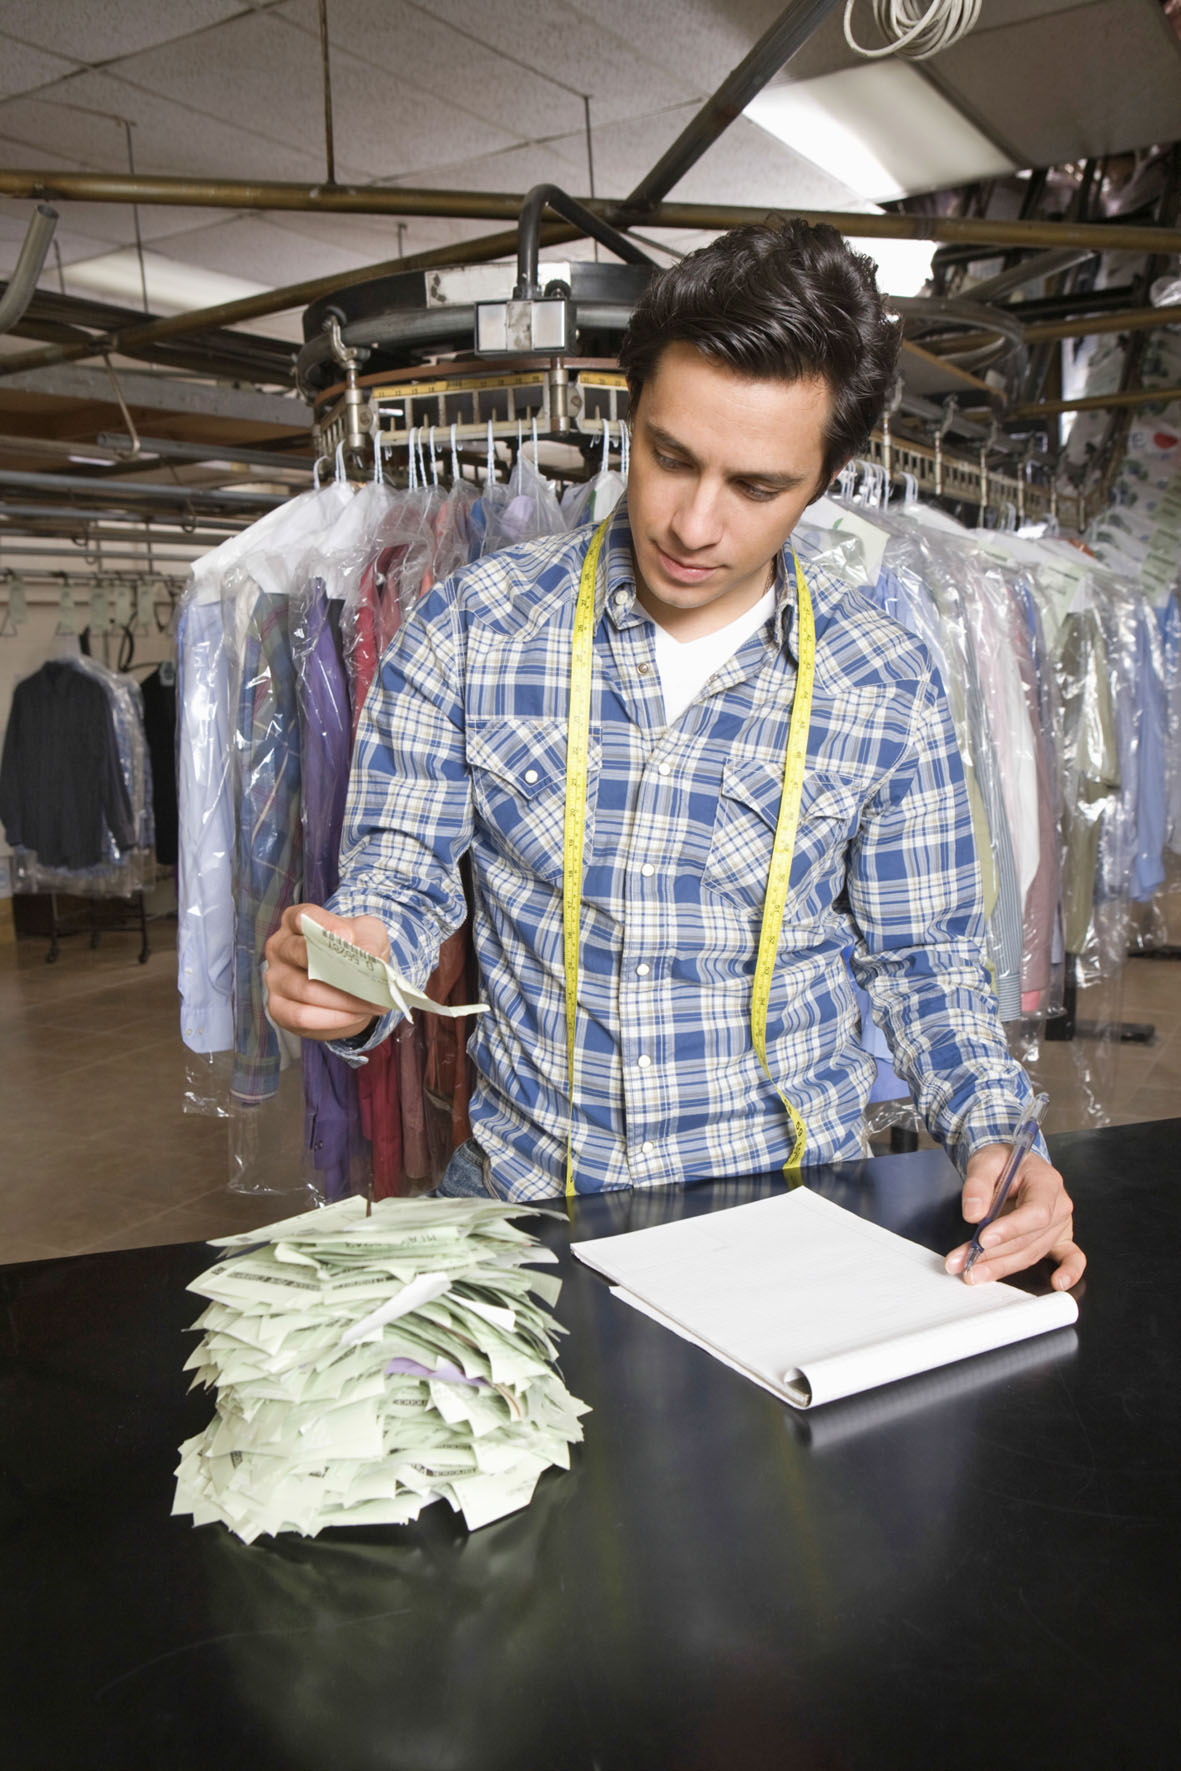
[330,501,1038,1201]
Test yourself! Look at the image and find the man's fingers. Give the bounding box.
[1048,1239,1087,1291]
[268,970,379,1024]
[264,902,390,1040]
[949,1147,1082,1287]
[953,1234,1085,1289]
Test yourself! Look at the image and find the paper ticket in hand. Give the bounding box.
[300,913,488,1021]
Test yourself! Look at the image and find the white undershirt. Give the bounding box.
[651,586,776,724]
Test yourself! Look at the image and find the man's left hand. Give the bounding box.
[945,1146,1085,1290]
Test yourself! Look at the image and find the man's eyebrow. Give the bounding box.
[643,422,809,490]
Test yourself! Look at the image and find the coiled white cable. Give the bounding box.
[843,0,982,61]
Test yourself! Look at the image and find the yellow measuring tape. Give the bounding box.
[563,522,816,1196]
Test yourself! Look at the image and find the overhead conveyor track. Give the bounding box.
[1,4,1179,541]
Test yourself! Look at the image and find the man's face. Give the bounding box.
[627,341,832,640]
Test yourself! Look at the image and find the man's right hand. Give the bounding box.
[264,903,390,1042]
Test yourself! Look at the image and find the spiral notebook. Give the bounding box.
[571,1187,1078,1410]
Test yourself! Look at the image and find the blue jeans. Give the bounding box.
[432,1138,502,1198]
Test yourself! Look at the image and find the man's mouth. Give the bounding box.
[653,543,719,585]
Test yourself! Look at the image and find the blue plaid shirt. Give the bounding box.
[330,502,1038,1200]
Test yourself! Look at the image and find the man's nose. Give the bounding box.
[669,480,723,551]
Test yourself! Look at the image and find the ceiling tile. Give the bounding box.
[275,0,622,148]
[0,33,80,100]
[368,0,699,121]
[0,71,352,184]
[550,105,871,213]
[151,215,377,287]
[933,0,1181,166]
[0,2,246,64]
[110,8,519,178]
[0,205,114,280]
[391,136,591,197]
[560,0,788,94]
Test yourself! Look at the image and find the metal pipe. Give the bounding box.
[318,0,336,186]
[918,304,1181,354]
[1,191,1178,391]
[1006,386,1181,420]
[0,468,288,507]
[4,170,1179,254]
[962,248,1095,305]
[96,433,314,471]
[0,521,240,546]
[514,185,657,297]
[0,204,59,336]
[622,0,844,210]
[0,220,582,381]
[2,552,198,568]
[1024,304,1181,344]
[0,433,122,464]
[0,503,246,530]
[891,294,1026,355]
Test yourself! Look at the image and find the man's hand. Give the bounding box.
[945,1145,1085,1291]
[264,903,390,1042]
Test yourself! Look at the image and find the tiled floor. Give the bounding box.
[2,881,1179,1266]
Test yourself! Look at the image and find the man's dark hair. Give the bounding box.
[617,219,901,493]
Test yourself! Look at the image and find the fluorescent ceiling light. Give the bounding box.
[745,62,1012,204]
[60,249,270,317]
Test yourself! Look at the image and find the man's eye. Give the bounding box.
[739,483,777,502]
[654,452,687,471]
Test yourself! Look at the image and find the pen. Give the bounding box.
[963,1092,1050,1277]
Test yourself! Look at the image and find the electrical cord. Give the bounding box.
[843,0,982,60]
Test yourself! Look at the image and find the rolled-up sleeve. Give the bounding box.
[326,580,473,1060]
[848,661,1045,1171]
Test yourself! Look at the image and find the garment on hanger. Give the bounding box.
[139,661,178,867]
[292,580,369,1200]
[230,589,303,1106]
[562,422,627,529]
[175,439,638,1199]
[177,479,352,1063]
[0,659,134,870]
[1161,591,1181,855]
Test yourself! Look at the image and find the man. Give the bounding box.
[265,220,1083,1292]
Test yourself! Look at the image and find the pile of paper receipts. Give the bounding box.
[173,1195,589,1541]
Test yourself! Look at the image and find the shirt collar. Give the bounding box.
[597,499,809,663]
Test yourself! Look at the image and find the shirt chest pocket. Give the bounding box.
[467,717,598,889]
[703,756,861,915]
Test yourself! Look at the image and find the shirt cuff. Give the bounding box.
[324,889,433,994]
[326,1012,396,1067]
[949,1098,1051,1175]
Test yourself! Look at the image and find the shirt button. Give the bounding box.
[635,963,650,977]
[642,1141,655,1154]
[640,863,655,877]
[613,590,628,608]
[523,768,539,784]
[637,1054,652,1068]
[637,662,649,675]
[657,762,671,776]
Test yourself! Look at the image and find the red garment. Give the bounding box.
[346,545,474,1196]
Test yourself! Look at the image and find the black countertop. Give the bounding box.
[2,1119,1178,1770]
